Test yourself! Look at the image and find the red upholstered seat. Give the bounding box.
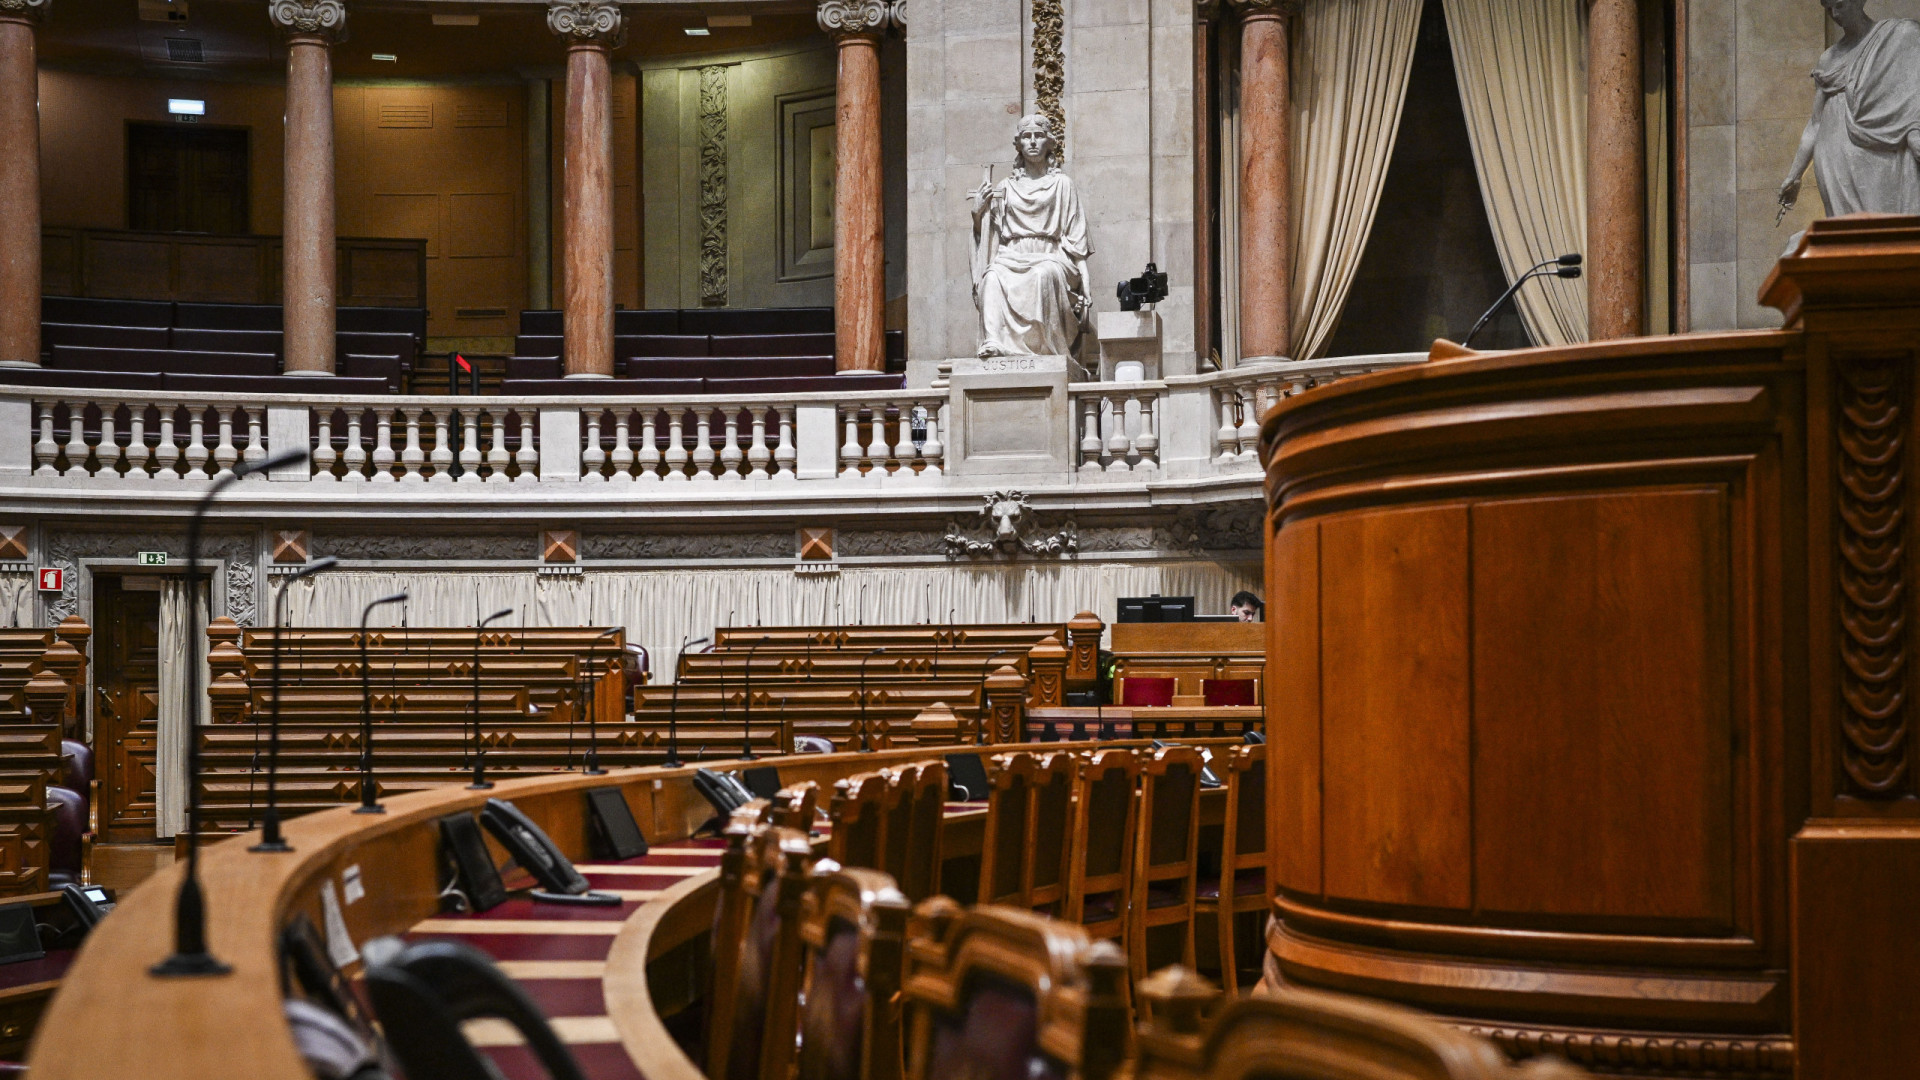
[1119,677,1176,707]
[1202,678,1257,706]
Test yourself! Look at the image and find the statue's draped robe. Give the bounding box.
[973,172,1091,357]
[1813,18,1920,217]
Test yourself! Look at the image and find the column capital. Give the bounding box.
[268,0,347,41]
[0,0,52,23]
[816,0,893,40]
[547,0,624,47]
[1226,0,1299,16]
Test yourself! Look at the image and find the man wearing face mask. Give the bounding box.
[969,114,1093,359]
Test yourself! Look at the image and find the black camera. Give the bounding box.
[1116,262,1169,311]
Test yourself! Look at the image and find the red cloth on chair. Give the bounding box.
[1202,679,1257,707]
[1119,677,1176,707]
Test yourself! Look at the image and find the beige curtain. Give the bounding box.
[155,578,209,839]
[283,560,1262,684]
[1288,0,1424,360]
[1442,0,1589,346]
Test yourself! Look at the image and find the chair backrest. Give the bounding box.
[708,820,815,1080]
[977,753,1038,907]
[1026,752,1076,912]
[828,772,889,870]
[1220,744,1266,879]
[879,765,919,884]
[769,781,820,832]
[902,902,1131,1080]
[1119,677,1176,707]
[1133,969,1592,1080]
[900,759,948,903]
[1063,749,1140,933]
[363,937,587,1080]
[797,866,912,1080]
[1200,678,1258,707]
[1138,745,1204,885]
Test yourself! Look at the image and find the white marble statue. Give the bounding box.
[1778,0,1920,221]
[969,115,1093,359]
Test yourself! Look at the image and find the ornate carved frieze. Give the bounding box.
[545,0,623,46]
[42,531,256,627]
[311,533,532,561]
[0,0,52,21]
[1835,355,1911,799]
[267,0,347,40]
[1031,0,1065,156]
[698,64,729,307]
[815,0,890,38]
[943,492,1078,559]
[584,531,791,560]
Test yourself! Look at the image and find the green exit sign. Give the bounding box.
[138,552,169,566]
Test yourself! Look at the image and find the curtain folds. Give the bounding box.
[282,561,1261,684]
[1288,0,1423,360]
[1442,0,1589,346]
[155,578,209,839]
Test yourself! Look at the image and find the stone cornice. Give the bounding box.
[0,0,52,22]
[267,0,348,41]
[547,0,624,47]
[816,0,892,40]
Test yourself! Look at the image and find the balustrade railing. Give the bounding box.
[581,402,793,482]
[1198,354,1424,463]
[315,405,537,483]
[31,398,269,479]
[836,396,946,479]
[1069,383,1164,474]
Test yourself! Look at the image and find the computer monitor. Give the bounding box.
[1116,595,1196,623]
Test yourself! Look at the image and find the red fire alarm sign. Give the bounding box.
[36,568,61,592]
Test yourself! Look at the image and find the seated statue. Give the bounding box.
[969,115,1093,359]
[1778,0,1920,221]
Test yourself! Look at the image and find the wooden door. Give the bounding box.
[94,577,161,843]
[126,123,250,235]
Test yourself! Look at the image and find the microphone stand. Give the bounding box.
[155,446,307,979]
[663,635,708,768]
[584,626,619,775]
[1461,254,1583,348]
[356,591,410,814]
[977,648,1015,746]
[467,607,514,789]
[741,635,770,760]
[858,646,887,752]
[251,555,338,853]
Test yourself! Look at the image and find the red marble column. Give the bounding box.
[819,0,892,374]
[1232,0,1295,362]
[549,0,622,379]
[0,0,47,369]
[1586,0,1645,340]
[273,0,347,376]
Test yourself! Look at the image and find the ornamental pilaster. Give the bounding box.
[268,0,347,42]
[547,0,624,48]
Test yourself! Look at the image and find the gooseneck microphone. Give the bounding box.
[356,591,410,814]
[741,635,771,760]
[858,647,888,752]
[663,635,709,768]
[467,607,515,789]
[583,626,620,775]
[977,648,1016,746]
[252,555,338,854]
[155,446,307,979]
[1461,253,1583,348]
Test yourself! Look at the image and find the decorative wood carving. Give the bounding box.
[1456,1022,1792,1079]
[698,65,729,307]
[1835,354,1911,798]
[270,530,310,566]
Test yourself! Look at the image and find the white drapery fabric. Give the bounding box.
[155,578,208,839]
[282,560,1261,683]
[1442,0,1589,346]
[1287,0,1423,360]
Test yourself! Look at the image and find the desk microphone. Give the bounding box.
[740,635,771,760]
[252,556,338,854]
[356,591,410,814]
[858,647,888,752]
[467,607,514,789]
[663,636,708,768]
[583,627,619,775]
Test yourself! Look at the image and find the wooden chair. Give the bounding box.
[707,819,815,1080]
[829,772,890,870]
[900,759,948,902]
[1133,967,1591,1080]
[1025,751,1076,915]
[878,765,918,885]
[1128,745,1205,981]
[1061,748,1140,946]
[976,753,1038,907]
[902,901,1131,1080]
[1193,744,1265,992]
[769,781,820,833]
[797,866,912,1080]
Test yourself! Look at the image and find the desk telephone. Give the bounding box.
[478,799,621,907]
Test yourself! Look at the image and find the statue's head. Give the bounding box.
[1819,0,1869,23]
[1012,114,1060,171]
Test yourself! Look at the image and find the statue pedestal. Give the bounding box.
[1096,310,1162,381]
[944,354,1074,483]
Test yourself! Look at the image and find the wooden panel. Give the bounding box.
[82,236,173,300]
[1470,489,1735,925]
[370,193,440,258]
[40,229,77,297]
[1109,621,1264,656]
[173,239,267,303]
[1270,520,1322,896]
[1793,825,1920,1080]
[342,245,426,305]
[449,193,516,259]
[1320,505,1472,910]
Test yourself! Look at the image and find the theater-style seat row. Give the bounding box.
[42,295,425,341]
[2,369,395,396]
[500,372,906,395]
[512,331,904,361]
[520,306,834,337]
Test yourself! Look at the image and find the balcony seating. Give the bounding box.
[338,353,404,392]
[173,302,282,330]
[338,305,427,346]
[50,345,278,377]
[707,373,904,393]
[500,377,706,395]
[38,323,170,351]
[504,356,562,381]
[337,332,417,374]
[621,335,710,357]
[0,368,163,392]
[709,333,837,357]
[41,296,172,327]
[161,374,393,395]
[680,307,834,335]
[169,328,284,356]
[626,357,836,380]
[513,334,563,358]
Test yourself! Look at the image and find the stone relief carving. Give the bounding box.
[815,0,890,36]
[699,65,730,307]
[1161,504,1264,553]
[837,530,947,558]
[585,532,791,560]
[42,531,257,627]
[312,533,532,561]
[970,115,1092,359]
[267,0,347,38]
[943,491,1078,559]
[1031,0,1065,154]
[545,0,623,45]
[1778,4,1920,223]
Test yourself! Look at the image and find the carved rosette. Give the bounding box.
[1836,355,1911,798]
[816,0,891,39]
[267,0,347,41]
[546,0,623,47]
